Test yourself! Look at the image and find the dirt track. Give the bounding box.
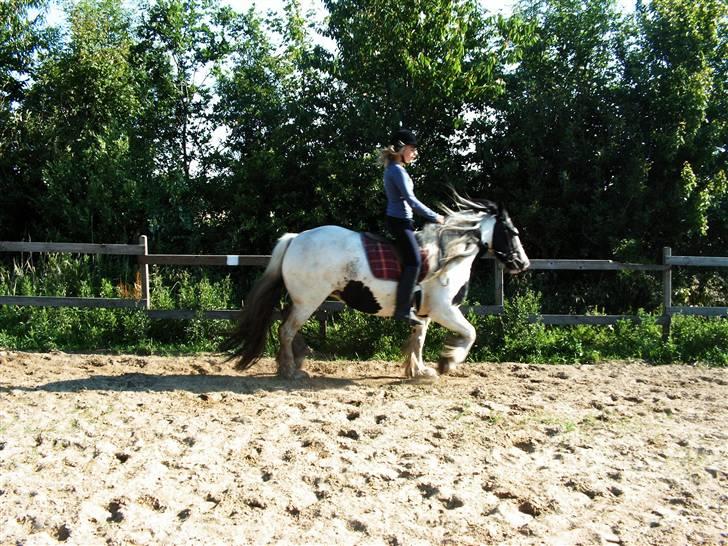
[0,351,726,545]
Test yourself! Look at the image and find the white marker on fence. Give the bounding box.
[226,255,239,266]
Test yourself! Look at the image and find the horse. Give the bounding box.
[223,194,530,379]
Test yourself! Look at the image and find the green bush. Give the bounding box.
[0,257,726,365]
[602,312,673,363]
[468,313,503,362]
[500,289,551,361]
[466,291,725,365]
[671,315,728,366]
[306,308,414,360]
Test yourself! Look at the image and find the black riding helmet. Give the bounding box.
[390,128,417,150]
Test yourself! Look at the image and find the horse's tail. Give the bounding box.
[222,233,297,369]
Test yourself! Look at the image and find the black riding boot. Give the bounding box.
[394,265,423,326]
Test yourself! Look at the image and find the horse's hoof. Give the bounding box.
[411,367,439,382]
[279,369,310,380]
[438,361,457,375]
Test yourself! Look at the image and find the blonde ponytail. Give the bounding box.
[378,145,403,167]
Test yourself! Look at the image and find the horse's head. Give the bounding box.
[440,192,530,274]
[478,203,530,274]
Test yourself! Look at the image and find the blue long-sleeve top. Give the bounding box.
[383,162,439,222]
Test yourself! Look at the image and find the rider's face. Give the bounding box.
[402,144,418,164]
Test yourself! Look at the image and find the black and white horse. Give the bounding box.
[224,195,529,379]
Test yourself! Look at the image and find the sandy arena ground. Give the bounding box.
[0,351,726,545]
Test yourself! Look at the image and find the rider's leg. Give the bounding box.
[395,265,422,325]
[386,217,423,326]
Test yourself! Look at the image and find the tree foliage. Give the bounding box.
[0,0,725,309]
[24,0,140,242]
[0,0,55,239]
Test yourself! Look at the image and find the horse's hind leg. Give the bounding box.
[403,318,437,381]
[292,332,311,369]
[280,306,312,371]
[429,305,476,375]
[277,303,318,379]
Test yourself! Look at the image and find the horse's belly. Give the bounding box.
[333,280,383,314]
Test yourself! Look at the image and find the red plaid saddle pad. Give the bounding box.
[361,233,429,282]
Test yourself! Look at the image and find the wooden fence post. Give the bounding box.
[662,246,672,340]
[319,314,327,340]
[139,235,150,310]
[494,259,504,309]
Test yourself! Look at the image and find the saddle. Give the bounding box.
[361,233,429,282]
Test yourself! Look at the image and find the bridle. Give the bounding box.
[431,204,523,272]
[484,214,521,266]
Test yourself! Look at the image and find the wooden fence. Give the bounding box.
[1,237,726,336]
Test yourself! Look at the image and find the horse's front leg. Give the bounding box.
[429,305,476,375]
[402,317,437,381]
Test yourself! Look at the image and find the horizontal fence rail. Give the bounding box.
[528,259,666,272]
[669,306,728,317]
[139,254,269,266]
[0,238,726,338]
[0,241,145,255]
[665,256,728,267]
[0,296,145,309]
[528,314,670,326]
[0,236,152,311]
[661,247,728,337]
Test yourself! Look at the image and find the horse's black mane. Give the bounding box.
[416,191,499,277]
[452,191,499,213]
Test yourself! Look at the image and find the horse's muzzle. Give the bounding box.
[506,254,530,274]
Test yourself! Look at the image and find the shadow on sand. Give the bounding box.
[1,372,359,395]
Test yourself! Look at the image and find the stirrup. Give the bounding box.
[394,309,424,326]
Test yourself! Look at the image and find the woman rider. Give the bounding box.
[381,128,444,326]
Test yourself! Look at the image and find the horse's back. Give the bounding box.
[300,224,358,240]
[290,225,361,254]
[282,226,368,290]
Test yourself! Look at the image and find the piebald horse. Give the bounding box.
[224,195,529,379]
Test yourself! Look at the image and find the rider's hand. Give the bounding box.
[436,215,445,224]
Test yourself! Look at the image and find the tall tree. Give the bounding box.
[23,0,141,242]
[623,0,727,255]
[132,0,235,250]
[207,6,292,252]
[316,0,532,231]
[481,0,628,259]
[0,0,54,239]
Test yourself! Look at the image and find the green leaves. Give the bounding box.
[0,0,724,293]
[621,0,727,251]
[0,0,57,239]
